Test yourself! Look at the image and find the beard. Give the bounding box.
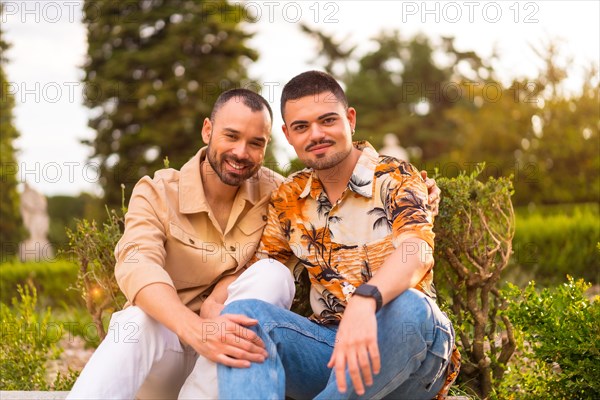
[302,140,353,171]
[206,145,261,186]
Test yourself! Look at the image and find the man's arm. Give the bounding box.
[329,165,436,395]
[115,177,266,366]
[134,282,267,368]
[327,238,432,395]
[199,269,245,319]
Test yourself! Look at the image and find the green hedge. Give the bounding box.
[0,260,82,307]
[508,203,599,286]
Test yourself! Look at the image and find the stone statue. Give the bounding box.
[19,183,53,261]
[379,133,410,162]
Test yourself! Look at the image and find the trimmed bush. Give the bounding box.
[0,260,81,307]
[434,165,516,399]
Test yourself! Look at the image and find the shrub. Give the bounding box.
[66,206,126,340]
[0,285,78,390]
[0,260,80,307]
[498,277,600,399]
[434,164,516,399]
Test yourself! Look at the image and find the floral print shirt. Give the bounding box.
[251,141,460,397]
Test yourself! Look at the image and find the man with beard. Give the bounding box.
[218,72,460,399]
[67,89,296,399]
[68,88,441,399]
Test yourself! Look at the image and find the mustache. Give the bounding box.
[305,140,336,152]
[222,154,253,167]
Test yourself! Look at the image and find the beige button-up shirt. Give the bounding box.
[114,147,283,312]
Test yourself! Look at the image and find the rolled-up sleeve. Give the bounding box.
[114,177,174,304]
[389,163,435,251]
[250,188,294,266]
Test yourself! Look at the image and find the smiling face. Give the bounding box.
[202,98,271,186]
[282,91,356,171]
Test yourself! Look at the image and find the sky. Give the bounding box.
[2,0,599,196]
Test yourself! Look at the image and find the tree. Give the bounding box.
[301,29,598,206]
[0,4,25,260]
[83,0,259,206]
[444,41,599,205]
[300,28,493,163]
[47,193,102,251]
[442,79,543,205]
[525,50,599,204]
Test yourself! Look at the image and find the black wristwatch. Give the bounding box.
[354,284,383,312]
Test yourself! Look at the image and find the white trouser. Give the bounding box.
[67,259,295,400]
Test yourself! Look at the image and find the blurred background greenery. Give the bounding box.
[0,0,598,396]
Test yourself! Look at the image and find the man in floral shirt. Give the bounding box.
[218,71,460,399]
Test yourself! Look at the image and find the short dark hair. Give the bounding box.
[280,70,348,121]
[211,88,273,124]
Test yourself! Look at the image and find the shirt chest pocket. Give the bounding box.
[236,208,267,236]
[169,222,218,251]
[166,222,224,287]
[233,210,268,265]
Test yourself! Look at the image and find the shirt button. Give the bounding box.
[262,215,268,221]
[229,245,236,251]
[189,238,195,245]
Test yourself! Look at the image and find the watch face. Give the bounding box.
[355,284,382,312]
[357,284,376,296]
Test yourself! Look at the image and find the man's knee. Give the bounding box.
[380,289,451,343]
[226,259,295,309]
[222,298,278,320]
[380,289,434,327]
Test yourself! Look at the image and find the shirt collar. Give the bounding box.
[299,141,379,200]
[179,147,260,214]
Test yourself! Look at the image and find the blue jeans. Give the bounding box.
[218,289,454,399]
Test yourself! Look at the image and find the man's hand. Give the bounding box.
[179,313,268,369]
[421,170,441,217]
[134,282,267,369]
[327,296,381,396]
[200,297,225,319]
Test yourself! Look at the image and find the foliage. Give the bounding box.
[301,28,599,206]
[434,164,516,399]
[47,193,103,251]
[83,0,260,207]
[0,285,78,390]
[442,79,541,206]
[0,5,26,259]
[0,260,80,306]
[524,72,599,205]
[66,207,126,340]
[300,28,491,160]
[348,33,489,162]
[497,277,600,399]
[50,306,107,349]
[508,203,600,286]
